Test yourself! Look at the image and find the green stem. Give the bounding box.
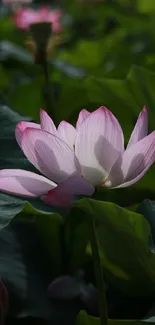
[89,217,108,325]
[43,58,50,84]
[42,59,56,118]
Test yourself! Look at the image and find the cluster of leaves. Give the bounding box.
[0,0,155,324]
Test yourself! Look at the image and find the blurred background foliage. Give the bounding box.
[1,1,155,324]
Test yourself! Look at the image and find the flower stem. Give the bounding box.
[89,216,108,325]
[42,58,56,119]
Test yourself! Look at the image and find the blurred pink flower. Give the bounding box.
[13,6,63,33]
[0,106,154,208]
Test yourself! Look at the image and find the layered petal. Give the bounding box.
[75,106,124,186]
[13,6,62,32]
[76,109,90,130]
[108,131,155,188]
[43,174,95,207]
[15,121,40,148]
[57,121,77,149]
[21,128,81,183]
[127,106,148,149]
[40,109,57,134]
[13,9,38,30]
[0,169,56,197]
[39,7,63,32]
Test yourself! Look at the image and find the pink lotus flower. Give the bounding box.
[0,106,154,208]
[13,6,63,33]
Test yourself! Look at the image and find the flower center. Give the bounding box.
[99,177,112,188]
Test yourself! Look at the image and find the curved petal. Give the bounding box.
[127,106,148,149]
[15,121,40,148]
[13,9,38,30]
[21,128,81,183]
[38,6,48,19]
[75,106,124,186]
[0,169,56,197]
[76,109,90,131]
[57,121,77,149]
[108,131,155,188]
[40,109,57,134]
[43,175,95,207]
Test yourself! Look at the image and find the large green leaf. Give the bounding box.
[0,279,8,325]
[137,200,155,246]
[0,193,25,231]
[0,194,81,323]
[85,65,155,139]
[144,303,155,322]
[71,198,155,296]
[85,74,136,139]
[0,99,33,170]
[7,78,44,123]
[0,191,62,270]
[64,206,91,272]
[126,66,155,128]
[0,65,9,92]
[137,0,155,13]
[0,215,80,323]
[0,217,53,320]
[56,76,91,124]
[6,67,89,124]
[76,311,153,325]
[17,202,63,277]
[57,39,106,75]
[57,64,155,141]
[93,187,155,210]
